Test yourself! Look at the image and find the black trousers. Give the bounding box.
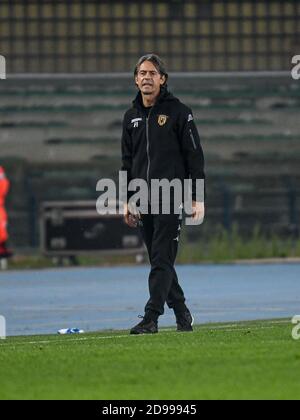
[139,211,187,318]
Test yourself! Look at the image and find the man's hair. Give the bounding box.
[134,54,168,86]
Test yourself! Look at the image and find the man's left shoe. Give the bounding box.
[176,310,194,332]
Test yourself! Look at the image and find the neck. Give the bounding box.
[142,91,160,108]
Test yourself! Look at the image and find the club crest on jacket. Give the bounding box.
[158,115,168,126]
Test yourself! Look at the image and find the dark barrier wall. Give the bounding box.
[0,0,299,73]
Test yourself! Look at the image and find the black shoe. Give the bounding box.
[176,310,194,332]
[130,315,158,335]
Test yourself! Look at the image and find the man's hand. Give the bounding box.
[123,203,140,228]
[191,201,205,222]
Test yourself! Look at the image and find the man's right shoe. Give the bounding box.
[176,310,194,332]
[130,315,158,335]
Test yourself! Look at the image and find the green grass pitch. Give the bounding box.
[0,319,299,400]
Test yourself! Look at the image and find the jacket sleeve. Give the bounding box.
[121,113,133,203]
[178,107,206,202]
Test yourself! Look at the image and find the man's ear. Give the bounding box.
[135,76,139,86]
[160,75,166,86]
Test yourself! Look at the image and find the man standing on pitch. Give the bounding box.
[121,54,205,334]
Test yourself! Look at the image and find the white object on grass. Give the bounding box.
[57,328,84,335]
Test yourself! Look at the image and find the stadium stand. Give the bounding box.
[0,0,298,73]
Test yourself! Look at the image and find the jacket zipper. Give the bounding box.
[189,128,197,150]
[146,109,154,202]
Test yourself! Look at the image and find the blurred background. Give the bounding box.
[0,0,300,266]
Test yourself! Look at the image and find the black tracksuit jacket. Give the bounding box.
[121,86,205,205]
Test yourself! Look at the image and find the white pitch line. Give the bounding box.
[0,320,290,348]
[0,331,177,348]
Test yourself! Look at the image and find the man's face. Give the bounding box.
[135,61,166,96]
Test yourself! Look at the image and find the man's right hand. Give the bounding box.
[123,203,139,228]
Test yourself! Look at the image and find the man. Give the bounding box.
[121,54,205,334]
[0,166,11,259]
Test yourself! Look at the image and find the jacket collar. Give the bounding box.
[132,86,174,111]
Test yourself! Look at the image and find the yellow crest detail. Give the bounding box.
[158,115,168,126]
